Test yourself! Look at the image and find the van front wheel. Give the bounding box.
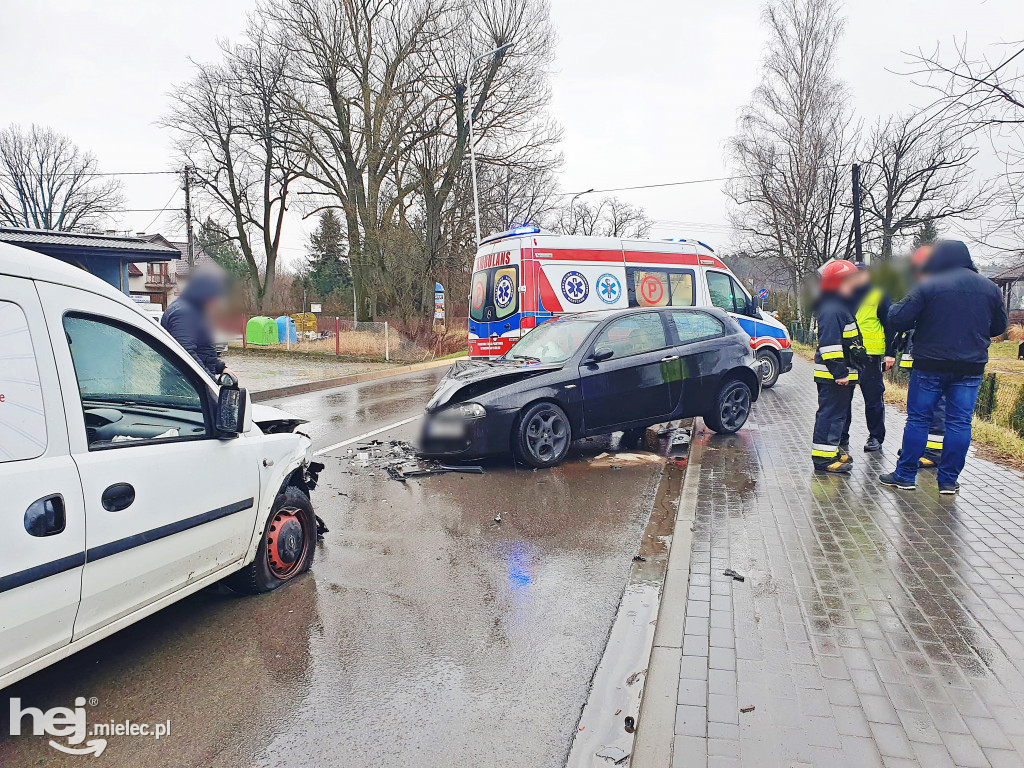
[225,487,316,595]
[757,349,780,388]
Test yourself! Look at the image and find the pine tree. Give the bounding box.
[196,216,248,279]
[306,210,351,299]
[912,221,940,249]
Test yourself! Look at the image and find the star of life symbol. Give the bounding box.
[494,274,515,309]
[596,273,621,304]
[561,271,589,304]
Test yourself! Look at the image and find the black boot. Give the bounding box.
[864,437,882,452]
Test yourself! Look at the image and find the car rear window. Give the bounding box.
[594,313,668,357]
[671,311,724,343]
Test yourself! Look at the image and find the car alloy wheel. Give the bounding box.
[525,407,569,463]
[720,384,750,431]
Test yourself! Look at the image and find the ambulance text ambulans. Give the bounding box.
[468,227,793,387]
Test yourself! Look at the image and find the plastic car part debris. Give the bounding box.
[595,746,630,764]
[740,705,755,713]
[623,715,635,733]
[494,513,502,523]
[723,568,745,582]
[632,555,646,562]
[438,464,485,474]
[315,515,329,538]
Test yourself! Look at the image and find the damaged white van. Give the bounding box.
[0,243,322,690]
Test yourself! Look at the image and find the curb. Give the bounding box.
[631,419,706,767]
[250,356,465,402]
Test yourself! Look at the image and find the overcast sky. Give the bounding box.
[0,0,1017,264]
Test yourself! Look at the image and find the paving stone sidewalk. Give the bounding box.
[672,355,1024,768]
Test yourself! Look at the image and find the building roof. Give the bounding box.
[0,226,181,261]
[991,260,1024,283]
[167,240,218,277]
[128,263,143,277]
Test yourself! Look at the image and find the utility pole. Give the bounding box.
[182,165,195,271]
[852,163,863,264]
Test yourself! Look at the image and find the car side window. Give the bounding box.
[671,311,725,343]
[63,314,211,449]
[0,300,47,462]
[594,313,668,358]
[706,271,739,313]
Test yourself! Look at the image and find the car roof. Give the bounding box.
[0,240,144,314]
[558,306,731,322]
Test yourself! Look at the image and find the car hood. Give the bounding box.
[427,358,563,411]
[251,402,308,434]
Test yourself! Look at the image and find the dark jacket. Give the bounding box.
[813,293,864,381]
[161,271,227,378]
[887,240,1008,375]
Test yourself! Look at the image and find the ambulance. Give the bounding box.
[468,227,794,387]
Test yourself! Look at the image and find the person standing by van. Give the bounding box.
[851,263,895,452]
[811,260,865,474]
[161,269,233,380]
[880,240,1007,493]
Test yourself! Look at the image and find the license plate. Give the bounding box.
[427,420,465,439]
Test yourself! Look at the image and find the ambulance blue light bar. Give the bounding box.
[697,241,715,252]
[480,225,547,245]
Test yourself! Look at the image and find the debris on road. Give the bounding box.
[723,568,746,582]
[632,554,646,562]
[596,745,630,764]
[342,439,484,482]
[590,451,663,468]
[740,705,756,714]
[494,512,502,523]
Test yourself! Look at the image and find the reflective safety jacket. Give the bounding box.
[813,294,863,382]
[854,285,890,356]
[893,330,915,368]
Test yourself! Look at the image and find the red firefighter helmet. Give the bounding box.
[819,259,858,292]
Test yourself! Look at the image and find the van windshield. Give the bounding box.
[504,317,600,364]
[470,266,518,322]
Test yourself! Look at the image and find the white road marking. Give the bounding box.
[314,414,423,456]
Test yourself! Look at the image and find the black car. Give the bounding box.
[421,307,762,468]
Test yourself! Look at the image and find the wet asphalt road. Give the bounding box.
[0,369,672,768]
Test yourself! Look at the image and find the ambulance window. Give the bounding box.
[669,272,695,306]
[707,271,740,313]
[470,271,489,321]
[0,301,47,462]
[629,269,669,307]
[493,267,518,320]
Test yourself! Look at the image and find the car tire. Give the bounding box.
[704,379,752,435]
[756,349,780,388]
[513,402,573,468]
[225,486,316,595]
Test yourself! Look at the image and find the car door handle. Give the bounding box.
[25,494,66,537]
[661,355,679,362]
[101,483,136,512]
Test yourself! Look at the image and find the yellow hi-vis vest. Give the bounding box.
[855,287,886,356]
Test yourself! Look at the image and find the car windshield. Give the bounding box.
[504,317,600,364]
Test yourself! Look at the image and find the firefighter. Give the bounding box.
[811,259,866,474]
[851,262,895,452]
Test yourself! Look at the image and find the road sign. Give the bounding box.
[757,288,769,300]
[435,282,446,320]
[310,302,322,313]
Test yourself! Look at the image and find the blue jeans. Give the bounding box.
[895,370,982,485]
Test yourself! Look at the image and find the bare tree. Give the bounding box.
[726,0,856,318]
[859,112,987,259]
[550,195,651,238]
[164,25,304,311]
[907,40,1024,255]
[0,124,124,231]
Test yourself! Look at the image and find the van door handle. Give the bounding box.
[101,483,135,512]
[25,494,66,536]
[661,355,679,362]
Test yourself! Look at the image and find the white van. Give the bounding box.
[468,229,794,386]
[0,243,322,690]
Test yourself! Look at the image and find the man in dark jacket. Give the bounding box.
[880,240,1008,493]
[161,270,232,379]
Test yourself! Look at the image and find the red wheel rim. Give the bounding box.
[266,507,307,579]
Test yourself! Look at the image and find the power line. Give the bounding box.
[559,175,742,197]
[141,185,184,232]
[0,169,179,179]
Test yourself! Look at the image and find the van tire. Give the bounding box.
[756,349,780,388]
[225,486,316,595]
[513,402,572,468]
[704,379,752,435]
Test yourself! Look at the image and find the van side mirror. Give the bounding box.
[589,346,614,363]
[216,386,248,436]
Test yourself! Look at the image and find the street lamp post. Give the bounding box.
[468,42,513,245]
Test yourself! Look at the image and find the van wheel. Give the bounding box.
[514,402,572,468]
[704,380,752,434]
[225,487,316,595]
[757,349,780,388]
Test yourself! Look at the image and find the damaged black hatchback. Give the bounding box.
[421,307,762,468]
